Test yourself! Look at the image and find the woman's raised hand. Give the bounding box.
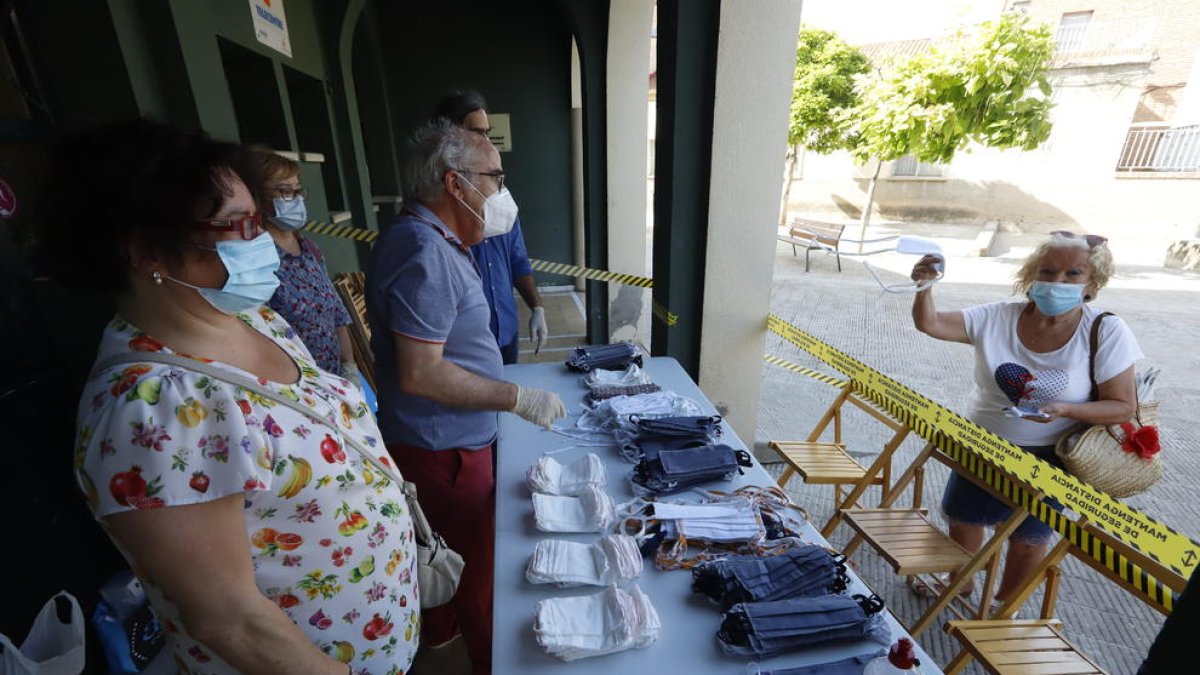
[911,254,943,283]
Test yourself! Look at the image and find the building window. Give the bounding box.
[1009,1,1030,15]
[890,155,945,178]
[1056,11,1093,53]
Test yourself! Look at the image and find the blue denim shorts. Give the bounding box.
[940,444,1063,545]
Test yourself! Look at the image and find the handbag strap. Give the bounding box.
[92,352,438,545]
[1085,312,1144,433]
[1087,312,1113,402]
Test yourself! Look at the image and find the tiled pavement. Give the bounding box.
[757,226,1200,675]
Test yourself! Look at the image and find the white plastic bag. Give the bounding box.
[1,592,85,675]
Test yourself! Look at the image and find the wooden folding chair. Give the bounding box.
[944,618,1107,675]
[769,385,909,512]
[834,442,1046,637]
[331,272,377,391]
[945,511,1188,674]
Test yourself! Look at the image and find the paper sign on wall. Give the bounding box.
[248,0,292,58]
[488,114,512,152]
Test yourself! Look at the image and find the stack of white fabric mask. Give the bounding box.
[526,534,643,587]
[527,453,607,495]
[533,584,661,661]
[534,485,617,533]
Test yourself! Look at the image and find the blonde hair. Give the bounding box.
[1013,232,1114,300]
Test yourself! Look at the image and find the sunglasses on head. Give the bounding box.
[1051,230,1107,248]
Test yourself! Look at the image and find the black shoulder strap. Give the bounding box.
[1088,311,1115,401]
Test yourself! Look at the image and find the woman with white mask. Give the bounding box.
[908,231,1143,611]
[250,146,358,379]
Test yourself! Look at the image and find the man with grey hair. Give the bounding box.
[365,119,565,673]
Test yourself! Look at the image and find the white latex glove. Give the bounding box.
[340,360,360,383]
[529,306,549,354]
[513,385,567,429]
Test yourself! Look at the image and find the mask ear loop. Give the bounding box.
[863,257,944,293]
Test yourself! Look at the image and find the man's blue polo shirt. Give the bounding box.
[470,217,534,349]
[365,203,503,451]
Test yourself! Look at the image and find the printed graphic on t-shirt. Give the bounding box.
[994,362,1070,405]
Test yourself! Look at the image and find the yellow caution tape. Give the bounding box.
[763,354,850,388]
[301,220,678,323]
[767,314,1196,611]
[529,259,654,289]
[652,300,679,327]
[303,220,378,243]
[300,221,657,290]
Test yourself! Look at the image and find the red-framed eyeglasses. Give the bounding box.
[1051,230,1107,248]
[193,213,264,240]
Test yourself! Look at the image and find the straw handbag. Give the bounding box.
[1055,313,1162,498]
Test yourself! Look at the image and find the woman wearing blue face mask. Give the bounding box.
[907,231,1143,611]
[250,147,357,380]
[36,119,418,675]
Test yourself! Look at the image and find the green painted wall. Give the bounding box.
[155,0,366,274]
[370,1,575,279]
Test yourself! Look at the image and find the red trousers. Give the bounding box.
[388,442,494,674]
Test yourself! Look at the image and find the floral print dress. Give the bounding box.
[74,307,419,675]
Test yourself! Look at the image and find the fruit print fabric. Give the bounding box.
[267,237,353,374]
[75,306,418,675]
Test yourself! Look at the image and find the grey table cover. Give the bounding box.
[493,357,941,674]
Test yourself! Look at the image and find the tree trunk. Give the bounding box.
[857,158,882,252]
[779,144,800,226]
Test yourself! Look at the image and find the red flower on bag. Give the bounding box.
[1120,423,1160,459]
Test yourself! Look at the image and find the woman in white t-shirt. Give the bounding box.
[909,231,1142,607]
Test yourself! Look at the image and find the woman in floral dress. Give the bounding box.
[37,119,418,674]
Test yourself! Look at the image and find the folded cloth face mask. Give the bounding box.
[586,383,662,405]
[691,545,849,609]
[575,391,706,436]
[618,497,768,546]
[618,415,723,463]
[565,343,644,372]
[533,486,617,533]
[582,364,654,390]
[526,534,643,587]
[630,444,753,496]
[533,584,661,661]
[717,594,890,659]
[528,453,607,496]
[750,651,886,675]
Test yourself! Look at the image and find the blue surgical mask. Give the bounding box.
[168,232,281,314]
[1029,281,1085,316]
[270,196,308,231]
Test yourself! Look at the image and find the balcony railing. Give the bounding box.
[1054,20,1155,64]
[1116,124,1200,172]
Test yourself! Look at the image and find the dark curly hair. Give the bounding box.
[34,118,261,292]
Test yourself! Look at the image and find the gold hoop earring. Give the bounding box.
[151,270,164,285]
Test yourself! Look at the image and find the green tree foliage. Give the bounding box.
[844,13,1055,165]
[789,28,870,153]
